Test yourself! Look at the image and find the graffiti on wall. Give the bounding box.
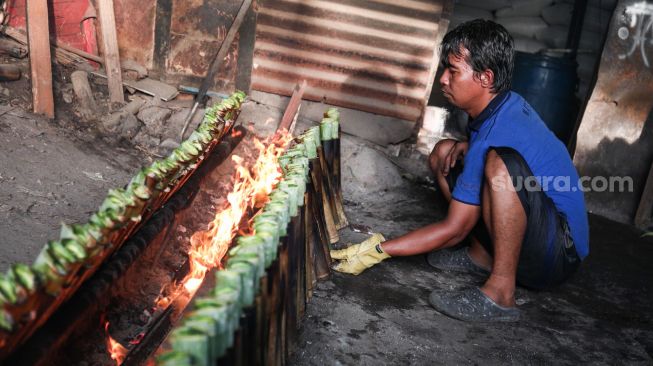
[617,1,653,67]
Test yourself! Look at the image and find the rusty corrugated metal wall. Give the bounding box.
[251,0,448,122]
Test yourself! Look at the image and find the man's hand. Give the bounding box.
[442,141,469,176]
[331,233,389,275]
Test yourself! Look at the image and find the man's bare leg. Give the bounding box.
[430,139,493,269]
[480,150,527,307]
[467,184,493,269]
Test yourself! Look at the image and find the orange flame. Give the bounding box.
[104,321,128,365]
[159,132,292,306]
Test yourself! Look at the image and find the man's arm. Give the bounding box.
[381,199,481,256]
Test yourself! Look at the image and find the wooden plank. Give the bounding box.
[25,0,54,118]
[5,26,86,65]
[96,0,124,104]
[278,80,307,132]
[635,162,653,229]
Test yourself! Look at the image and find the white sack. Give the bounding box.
[495,0,552,18]
[496,16,549,38]
[513,36,547,53]
[536,25,569,48]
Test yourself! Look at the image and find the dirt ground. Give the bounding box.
[289,186,653,365]
[0,102,148,273]
[2,49,652,365]
[0,57,153,272]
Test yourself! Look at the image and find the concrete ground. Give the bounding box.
[289,184,653,365]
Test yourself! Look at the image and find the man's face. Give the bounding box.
[439,50,486,111]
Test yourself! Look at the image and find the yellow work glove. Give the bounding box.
[330,233,385,260]
[330,233,390,275]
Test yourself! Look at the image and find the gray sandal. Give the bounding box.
[429,287,520,322]
[426,247,490,275]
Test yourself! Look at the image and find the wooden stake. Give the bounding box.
[71,71,98,120]
[96,0,124,105]
[26,0,54,118]
[277,80,307,133]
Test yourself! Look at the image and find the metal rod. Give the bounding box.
[179,0,253,140]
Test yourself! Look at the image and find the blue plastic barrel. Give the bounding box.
[511,51,578,144]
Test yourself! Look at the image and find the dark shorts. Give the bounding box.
[447,147,580,289]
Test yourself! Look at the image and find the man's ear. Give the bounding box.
[480,69,495,89]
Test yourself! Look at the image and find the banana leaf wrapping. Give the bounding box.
[0,308,14,332]
[184,316,218,364]
[156,350,193,366]
[169,326,211,366]
[324,107,339,120]
[0,92,247,349]
[232,238,266,279]
[163,114,337,362]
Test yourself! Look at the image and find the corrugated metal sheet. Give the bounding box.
[251,0,446,121]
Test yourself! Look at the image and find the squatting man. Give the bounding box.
[330,20,589,322]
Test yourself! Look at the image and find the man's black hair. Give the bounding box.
[441,19,514,93]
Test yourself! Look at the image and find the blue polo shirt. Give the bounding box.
[452,91,589,259]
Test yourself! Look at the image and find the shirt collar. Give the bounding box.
[468,90,510,131]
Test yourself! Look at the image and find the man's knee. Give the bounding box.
[484,148,515,190]
[485,149,507,176]
[429,139,457,173]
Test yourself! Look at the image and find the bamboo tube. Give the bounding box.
[297,203,307,320]
[285,215,300,355]
[317,147,340,244]
[308,160,333,279]
[333,128,348,229]
[304,188,317,299]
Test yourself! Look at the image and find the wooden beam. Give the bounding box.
[96,0,124,104]
[26,0,54,118]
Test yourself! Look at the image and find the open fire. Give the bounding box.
[173,131,291,300]
[106,130,292,363]
[104,320,128,365]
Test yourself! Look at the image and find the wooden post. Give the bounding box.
[26,0,54,118]
[96,0,124,105]
[635,162,653,229]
